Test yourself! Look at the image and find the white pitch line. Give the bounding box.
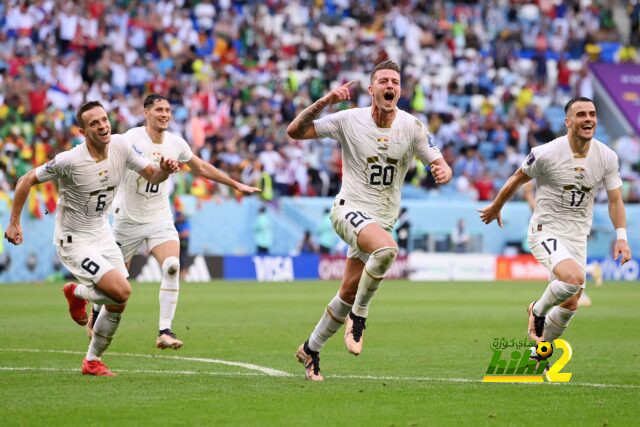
[0,366,264,377]
[331,374,640,389]
[2,348,639,389]
[0,348,290,377]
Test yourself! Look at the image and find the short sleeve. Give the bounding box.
[35,152,70,182]
[413,120,442,164]
[177,137,194,163]
[520,147,543,178]
[313,110,348,141]
[123,138,150,172]
[603,150,623,190]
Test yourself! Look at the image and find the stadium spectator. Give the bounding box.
[0,0,638,211]
[317,208,335,254]
[297,230,319,254]
[253,205,272,255]
[175,210,191,280]
[395,207,411,256]
[451,218,471,253]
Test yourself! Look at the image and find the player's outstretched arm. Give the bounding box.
[139,156,179,184]
[186,156,261,194]
[287,80,356,140]
[430,158,452,184]
[4,169,41,245]
[478,168,531,227]
[606,187,632,264]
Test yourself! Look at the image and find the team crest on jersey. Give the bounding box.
[376,137,389,151]
[98,169,109,183]
[151,151,162,163]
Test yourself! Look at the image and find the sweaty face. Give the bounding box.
[566,101,597,141]
[80,107,111,146]
[369,69,401,113]
[145,99,172,131]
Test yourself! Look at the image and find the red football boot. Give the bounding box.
[82,358,115,377]
[62,283,88,326]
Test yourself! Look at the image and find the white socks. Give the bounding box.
[159,256,180,331]
[309,294,352,352]
[74,284,118,306]
[543,306,576,342]
[86,307,122,361]
[533,280,580,317]
[352,247,398,318]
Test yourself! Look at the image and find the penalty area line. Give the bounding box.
[2,348,638,389]
[0,348,290,377]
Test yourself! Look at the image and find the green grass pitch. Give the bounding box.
[1,280,638,426]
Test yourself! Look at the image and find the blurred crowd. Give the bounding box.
[2,0,640,217]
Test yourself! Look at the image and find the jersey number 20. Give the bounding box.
[369,164,395,186]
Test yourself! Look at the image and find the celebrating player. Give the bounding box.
[287,61,453,381]
[87,94,260,350]
[478,97,631,346]
[4,101,179,376]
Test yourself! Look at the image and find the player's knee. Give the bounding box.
[111,281,131,304]
[106,302,126,313]
[367,246,399,277]
[161,256,180,288]
[564,271,586,287]
[561,294,580,311]
[339,287,357,304]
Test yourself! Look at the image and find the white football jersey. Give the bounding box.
[521,135,622,238]
[35,135,149,244]
[314,107,442,229]
[113,126,193,224]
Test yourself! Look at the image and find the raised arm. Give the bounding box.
[186,155,260,194]
[606,187,631,264]
[478,168,532,227]
[287,80,356,140]
[137,156,179,184]
[4,169,41,245]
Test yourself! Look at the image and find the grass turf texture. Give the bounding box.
[0,280,638,426]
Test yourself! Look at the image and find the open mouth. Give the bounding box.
[582,125,593,131]
[384,92,394,101]
[98,130,109,137]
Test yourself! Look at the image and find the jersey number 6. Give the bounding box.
[81,258,100,275]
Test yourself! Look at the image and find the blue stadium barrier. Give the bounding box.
[1,198,638,282]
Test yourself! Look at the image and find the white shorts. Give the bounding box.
[56,231,128,287]
[528,230,587,286]
[113,218,178,262]
[330,199,381,263]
